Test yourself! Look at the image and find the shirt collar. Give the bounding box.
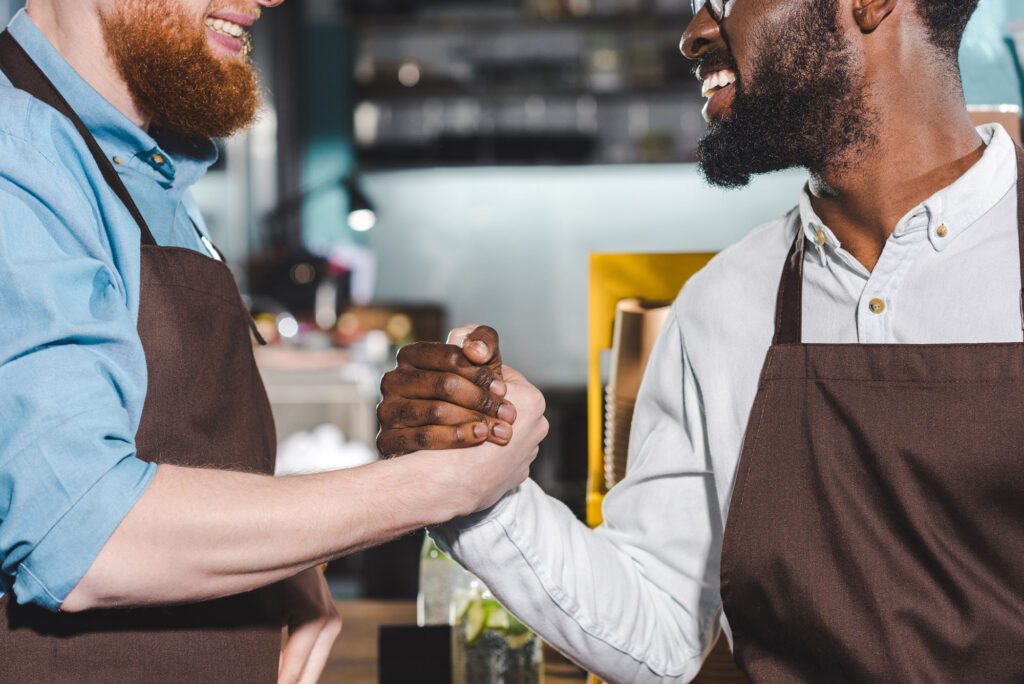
[6,9,217,192]
[798,123,1018,262]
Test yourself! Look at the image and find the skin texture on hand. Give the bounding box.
[278,567,342,684]
[377,325,517,457]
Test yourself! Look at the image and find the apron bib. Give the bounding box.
[0,31,281,683]
[720,148,1024,682]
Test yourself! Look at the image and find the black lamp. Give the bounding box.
[342,175,377,232]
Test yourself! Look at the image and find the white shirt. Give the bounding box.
[433,124,1021,683]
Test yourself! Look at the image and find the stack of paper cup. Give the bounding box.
[603,298,671,490]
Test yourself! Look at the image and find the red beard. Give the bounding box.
[101,0,260,139]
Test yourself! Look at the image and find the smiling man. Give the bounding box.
[0,1,548,682]
[377,0,1024,681]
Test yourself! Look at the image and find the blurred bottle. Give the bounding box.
[417,534,466,626]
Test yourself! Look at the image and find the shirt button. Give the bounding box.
[150,152,166,165]
[868,298,886,315]
[936,223,949,238]
[112,155,124,165]
[815,229,827,245]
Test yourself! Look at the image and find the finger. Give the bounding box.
[396,343,503,394]
[279,620,320,684]
[447,324,481,348]
[462,325,502,368]
[463,326,505,395]
[298,578,343,684]
[377,423,489,456]
[378,398,486,428]
[489,420,513,446]
[381,369,509,418]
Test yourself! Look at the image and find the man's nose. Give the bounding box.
[680,9,722,61]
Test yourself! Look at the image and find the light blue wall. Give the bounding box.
[365,1,1024,387]
[366,165,805,385]
[961,0,1024,105]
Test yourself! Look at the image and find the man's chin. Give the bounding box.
[696,135,757,189]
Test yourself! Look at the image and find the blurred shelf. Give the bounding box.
[356,82,699,101]
[351,11,694,31]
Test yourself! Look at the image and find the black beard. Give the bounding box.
[697,0,876,188]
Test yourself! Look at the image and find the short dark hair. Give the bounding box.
[916,0,981,61]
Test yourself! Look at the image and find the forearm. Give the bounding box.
[64,453,467,612]
[433,479,710,684]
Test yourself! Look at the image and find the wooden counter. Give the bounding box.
[325,600,586,683]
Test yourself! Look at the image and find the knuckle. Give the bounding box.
[436,373,460,398]
[452,425,469,445]
[375,401,388,424]
[472,366,494,388]
[444,347,465,369]
[414,430,432,450]
[476,392,499,415]
[426,402,447,424]
[475,324,498,340]
[396,345,411,364]
[396,401,417,425]
[532,389,548,415]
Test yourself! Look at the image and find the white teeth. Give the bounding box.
[205,16,247,39]
[701,69,737,98]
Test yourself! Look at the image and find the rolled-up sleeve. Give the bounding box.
[0,148,156,611]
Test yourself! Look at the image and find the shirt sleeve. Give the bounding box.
[0,144,157,611]
[432,306,723,683]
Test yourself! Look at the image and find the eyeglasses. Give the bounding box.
[691,0,736,23]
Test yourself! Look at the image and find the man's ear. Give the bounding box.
[852,0,898,33]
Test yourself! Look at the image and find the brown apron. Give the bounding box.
[720,148,1024,681]
[0,32,282,683]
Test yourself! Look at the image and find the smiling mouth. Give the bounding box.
[699,67,737,122]
[206,16,248,38]
[204,13,256,56]
[701,68,736,98]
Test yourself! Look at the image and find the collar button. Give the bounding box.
[150,152,166,166]
[936,223,949,238]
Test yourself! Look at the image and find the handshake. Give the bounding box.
[377,325,550,513]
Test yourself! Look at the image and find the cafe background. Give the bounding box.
[1,0,1023,679]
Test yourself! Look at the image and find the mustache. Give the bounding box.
[692,48,737,77]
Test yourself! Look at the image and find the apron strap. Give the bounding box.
[0,30,158,247]
[774,143,1024,344]
[1015,145,1024,332]
[774,228,805,345]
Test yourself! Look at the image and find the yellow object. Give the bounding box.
[869,298,886,315]
[586,253,715,528]
[936,224,949,238]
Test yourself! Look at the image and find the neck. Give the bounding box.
[25,0,149,129]
[807,73,984,272]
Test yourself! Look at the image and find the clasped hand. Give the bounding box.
[377,325,549,510]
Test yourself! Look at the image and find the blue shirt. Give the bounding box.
[0,10,218,611]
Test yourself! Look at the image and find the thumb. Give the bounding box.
[463,325,503,378]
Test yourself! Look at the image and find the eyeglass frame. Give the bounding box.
[691,0,735,23]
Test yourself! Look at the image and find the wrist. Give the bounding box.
[402,451,478,522]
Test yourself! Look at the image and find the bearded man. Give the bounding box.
[378,0,1024,681]
[0,1,550,682]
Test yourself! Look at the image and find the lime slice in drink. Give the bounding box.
[506,631,534,650]
[463,599,487,644]
[485,607,510,631]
